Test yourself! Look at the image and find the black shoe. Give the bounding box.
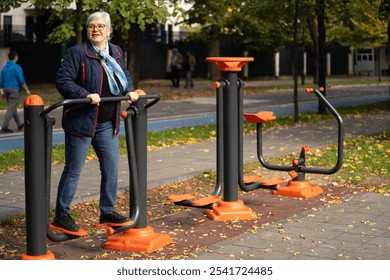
[1,127,13,133]
[53,214,80,232]
[18,124,24,131]
[99,211,130,224]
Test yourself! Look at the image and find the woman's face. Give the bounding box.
[87,18,110,48]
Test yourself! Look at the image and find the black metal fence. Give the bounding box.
[0,25,32,47]
[1,26,350,83]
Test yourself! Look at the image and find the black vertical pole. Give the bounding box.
[22,95,54,259]
[132,99,148,228]
[223,72,239,202]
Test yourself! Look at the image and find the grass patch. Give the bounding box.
[304,132,390,179]
[147,125,216,149]
[0,215,25,226]
[337,131,389,190]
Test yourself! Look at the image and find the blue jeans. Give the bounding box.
[185,71,194,88]
[55,121,119,217]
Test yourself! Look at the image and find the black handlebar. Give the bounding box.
[40,94,160,117]
[305,88,344,174]
[257,87,344,175]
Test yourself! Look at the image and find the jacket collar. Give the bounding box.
[84,40,122,60]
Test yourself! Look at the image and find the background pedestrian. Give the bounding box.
[169,48,183,87]
[183,51,196,88]
[0,51,31,133]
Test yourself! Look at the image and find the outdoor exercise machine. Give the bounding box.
[20,91,172,260]
[168,57,284,221]
[243,87,344,198]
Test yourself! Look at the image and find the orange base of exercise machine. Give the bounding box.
[50,223,89,236]
[205,200,257,221]
[103,226,173,253]
[260,178,285,187]
[243,175,285,187]
[20,251,56,260]
[273,180,324,198]
[94,220,135,235]
[243,174,262,184]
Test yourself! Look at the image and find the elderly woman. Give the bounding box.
[54,11,138,232]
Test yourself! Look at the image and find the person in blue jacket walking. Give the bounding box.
[0,51,31,133]
[53,11,139,232]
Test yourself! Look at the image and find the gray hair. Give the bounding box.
[86,11,112,31]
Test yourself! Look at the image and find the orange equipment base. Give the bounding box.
[260,178,285,187]
[243,174,262,184]
[273,180,324,198]
[103,226,173,253]
[94,220,135,235]
[191,195,219,206]
[50,223,89,236]
[205,200,257,221]
[20,251,56,260]
[167,193,196,203]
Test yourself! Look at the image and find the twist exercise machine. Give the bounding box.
[168,57,283,221]
[243,87,344,198]
[21,91,172,260]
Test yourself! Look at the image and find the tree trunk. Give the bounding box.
[317,0,326,114]
[127,24,141,89]
[207,35,221,81]
[308,17,319,84]
[75,2,83,45]
[293,0,300,123]
[388,20,390,79]
[377,47,382,82]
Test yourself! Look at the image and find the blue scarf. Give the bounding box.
[93,43,128,95]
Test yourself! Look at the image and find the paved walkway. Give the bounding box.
[194,192,390,260]
[0,107,389,260]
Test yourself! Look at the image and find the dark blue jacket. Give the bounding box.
[56,40,134,137]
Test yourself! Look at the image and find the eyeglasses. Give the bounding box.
[87,24,106,31]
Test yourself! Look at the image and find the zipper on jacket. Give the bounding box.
[81,62,86,81]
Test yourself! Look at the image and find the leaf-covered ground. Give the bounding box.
[0,169,349,259]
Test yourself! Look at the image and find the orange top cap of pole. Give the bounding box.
[206,57,254,72]
[135,89,146,95]
[24,94,44,106]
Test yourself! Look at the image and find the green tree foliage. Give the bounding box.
[30,0,182,87]
[241,0,297,51]
[30,0,179,44]
[104,0,180,86]
[183,0,237,79]
[183,1,283,79]
[105,0,177,38]
[328,0,388,48]
[30,0,103,44]
[0,0,29,13]
[184,0,289,51]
